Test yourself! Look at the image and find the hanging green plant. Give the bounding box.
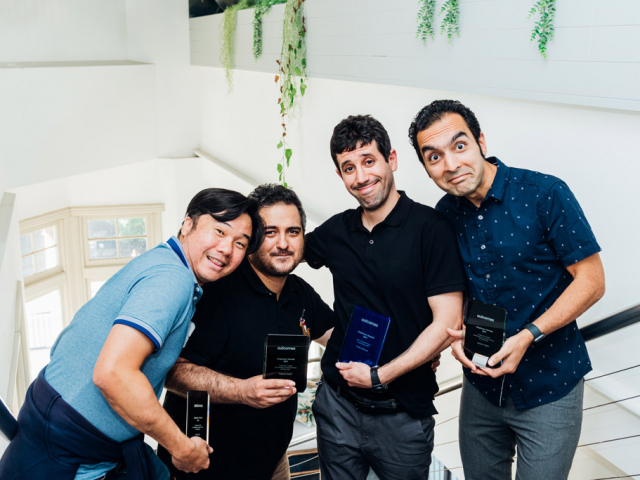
[220,0,254,91]
[416,0,436,46]
[275,0,307,187]
[439,0,460,43]
[253,0,287,60]
[528,0,555,58]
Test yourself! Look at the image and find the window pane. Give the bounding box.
[20,234,33,256]
[22,256,35,278]
[90,280,107,298]
[119,238,147,258]
[25,290,64,380]
[35,247,59,273]
[88,219,116,239]
[89,239,118,259]
[118,218,146,237]
[34,226,57,251]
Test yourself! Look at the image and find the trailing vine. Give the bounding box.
[220,0,253,91]
[253,0,287,60]
[528,0,555,58]
[275,0,307,187]
[439,0,460,43]
[416,0,436,46]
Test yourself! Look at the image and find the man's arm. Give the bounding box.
[314,327,333,348]
[165,357,296,409]
[93,325,212,474]
[467,252,605,378]
[336,291,463,388]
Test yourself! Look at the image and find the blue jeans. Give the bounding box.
[459,376,584,480]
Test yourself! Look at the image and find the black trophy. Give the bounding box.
[186,390,210,443]
[263,334,310,392]
[463,300,507,368]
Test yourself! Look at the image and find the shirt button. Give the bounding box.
[480,245,486,250]
[486,274,491,279]
[369,240,374,245]
[193,296,198,300]
[478,215,483,220]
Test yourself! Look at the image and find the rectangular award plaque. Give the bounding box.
[186,390,209,443]
[263,334,310,392]
[338,306,391,367]
[463,300,508,368]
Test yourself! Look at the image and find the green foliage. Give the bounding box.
[275,0,307,187]
[439,0,460,43]
[220,0,254,91]
[253,0,287,60]
[528,0,555,58]
[416,0,436,46]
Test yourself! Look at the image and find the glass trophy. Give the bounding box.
[263,334,310,392]
[339,305,391,367]
[186,390,210,442]
[463,300,507,368]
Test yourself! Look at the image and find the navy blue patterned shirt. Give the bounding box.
[436,157,601,409]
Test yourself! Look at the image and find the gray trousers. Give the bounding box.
[459,376,584,480]
[312,381,435,480]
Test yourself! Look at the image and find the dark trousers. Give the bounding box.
[312,381,435,480]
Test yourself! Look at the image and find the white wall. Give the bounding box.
[190,0,640,112]
[0,0,127,63]
[197,67,640,325]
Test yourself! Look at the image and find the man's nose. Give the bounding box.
[443,154,460,172]
[218,237,233,256]
[276,233,288,250]
[355,166,368,185]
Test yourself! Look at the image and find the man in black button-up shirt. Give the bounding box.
[410,100,605,480]
[159,185,335,480]
[306,115,466,480]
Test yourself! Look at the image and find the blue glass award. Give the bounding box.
[338,306,391,367]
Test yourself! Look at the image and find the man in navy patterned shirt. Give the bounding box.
[409,100,605,480]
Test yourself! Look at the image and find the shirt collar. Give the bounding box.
[349,190,413,232]
[240,259,298,299]
[166,236,201,297]
[453,157,508,208]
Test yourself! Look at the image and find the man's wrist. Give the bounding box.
[519,328,535,347]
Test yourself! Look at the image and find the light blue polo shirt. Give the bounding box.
[45,237,202,479]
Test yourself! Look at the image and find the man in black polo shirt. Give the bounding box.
[305,115,467,480]
[159,184,335,480]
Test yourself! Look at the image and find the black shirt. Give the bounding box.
[160,260,335,480]
[305,191,466,418]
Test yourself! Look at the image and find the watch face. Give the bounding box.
[372,383,388,393]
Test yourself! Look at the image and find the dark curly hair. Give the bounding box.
[179,188,263,254]
[408,100,483,166]
[330,115,391,171]
[248,183,307,233]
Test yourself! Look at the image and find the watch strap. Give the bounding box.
[524,323,545,343]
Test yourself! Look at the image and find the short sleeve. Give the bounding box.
[422,218,467,297]
[114,266,194,352]
[305,222,331,270]
[538,181,601,267]
[306,286,336,341]
[179,283,230,367]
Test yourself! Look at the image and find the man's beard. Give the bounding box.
[249,248,302,278]
[353,179,392,211]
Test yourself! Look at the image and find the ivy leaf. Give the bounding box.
[277,163,283,173]
[275,75,279,83]
[295,66,302,76]
[300,82,306,97]
[277,141,283,149]
[285,148,292,166]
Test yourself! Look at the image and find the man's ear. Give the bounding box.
[422,161,432,178]
[478,132,488,157]
[388,149,398,172]
[335,168,342,179]
[181,216,194,237]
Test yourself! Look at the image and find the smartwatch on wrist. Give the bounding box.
[370,366,388,393]
[523,323,545,344]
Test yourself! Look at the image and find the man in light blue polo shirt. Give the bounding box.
[0,188,262,480]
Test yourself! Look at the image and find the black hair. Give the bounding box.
[248,183,307,233]
[179,188,263,254]
[408,100,483,166]
[330,115,392,170]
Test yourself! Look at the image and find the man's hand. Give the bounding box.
[240,375,296,408]
[479,330,533,378]
[431,353,441,373]
[336,362,372,388]
[446,328,482,374]
[172,436,213,473]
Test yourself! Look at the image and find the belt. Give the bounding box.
[325,379,405,415]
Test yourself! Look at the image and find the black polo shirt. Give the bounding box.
[160,260,335,480]
[305,191,466,418]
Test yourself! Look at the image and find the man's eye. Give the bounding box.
[430,154,440,162]
[236,242,246,249]
[365,159,374,165]
[456,143,465,150]
[265,230,276,236]
[288,229,300,235]
[344,166,353,173]
[216,229,224,235]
